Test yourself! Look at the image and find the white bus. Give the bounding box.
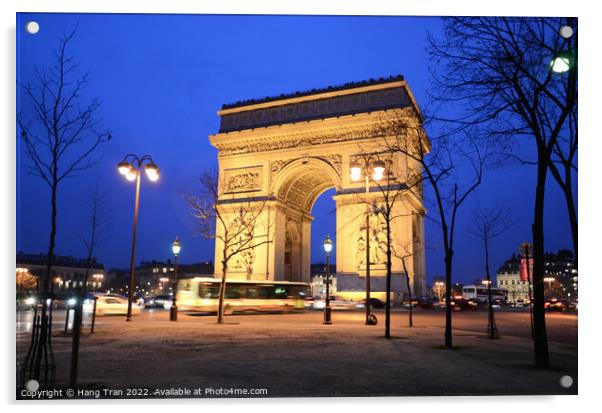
[176,277,310,314]
[462,285,508,304]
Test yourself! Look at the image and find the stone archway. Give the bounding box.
[271,157,342,282]
[209,76,428,299]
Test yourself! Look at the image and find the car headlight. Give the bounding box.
[25,297,35,305]
[67,298,77,306]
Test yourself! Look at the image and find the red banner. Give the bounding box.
[520,258,534,281]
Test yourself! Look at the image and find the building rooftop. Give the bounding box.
[221,75,405,110]
[16,252,104,270]
[217,74,415,133]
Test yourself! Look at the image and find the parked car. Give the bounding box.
[83,294,142,316]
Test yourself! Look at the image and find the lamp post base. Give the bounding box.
[366,314,378,325]
[170,305,178,321]
[323,306,332,324]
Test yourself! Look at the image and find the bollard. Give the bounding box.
[90,297,98,334]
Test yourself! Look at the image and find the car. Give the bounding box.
[83,294,142,316]
[312,295,358,311]
[545,298,567,311]
[440,297,478,311]
[360,298,385,309]
[144,295,173,309]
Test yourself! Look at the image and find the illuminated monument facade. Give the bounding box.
[209,76,428,300]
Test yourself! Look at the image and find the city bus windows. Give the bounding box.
[225,285,240,299]
[246,288,259,299]
[274,287,288,299]
[259,286,277,299]
[199,283,219,299]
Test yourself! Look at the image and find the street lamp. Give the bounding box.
[350,158,385,325]
[323,234,333,325]
[550,51,574,74]
[170,237,181,321]
[118,154,160,321]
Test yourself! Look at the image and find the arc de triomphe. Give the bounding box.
[209,76,428,300]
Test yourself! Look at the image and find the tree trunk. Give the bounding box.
[402,259,413,327]
[217,260,228,324]
[562,174,578,269]
[33,177,58,382]
[485,238,497,338]
[70,262,91,388]
[532,159,550,368]
[384,217,392,338]
[444,253,453,348]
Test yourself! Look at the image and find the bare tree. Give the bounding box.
[428,17,577,367]
[349,152,406,338]
[18,29,110,385]
[378,115,487,348]
[70,180,111,388]
[392,240,425,328]
[548,108,577,268]
[186,168,272,324]
[469,206,517,339]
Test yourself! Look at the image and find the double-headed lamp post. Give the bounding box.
[118,154,160,321]
[349,159,385,325]
[323,234,333,325]
[170,237,181,321]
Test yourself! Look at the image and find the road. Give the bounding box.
[17,307,577,345]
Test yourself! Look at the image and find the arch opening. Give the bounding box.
[272,158,340,282]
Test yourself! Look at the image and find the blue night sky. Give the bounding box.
[16,13,576,284]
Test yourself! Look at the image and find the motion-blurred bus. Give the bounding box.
[176,277,310,314]
[462,285,508,304]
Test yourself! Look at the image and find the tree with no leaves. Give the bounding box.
[350,151,407,338]
[377,114,489,348]
[392,239,425,328]
[18,29,110,385]
[469,206,517,339]
[186,168,272,324]
[70,180,111,388]
[428,17,577,367]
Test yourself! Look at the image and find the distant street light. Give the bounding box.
[350,158,385,325]
[118,154,160,321]
[170,237,181,321]
[544,277,556,298]
[323,234,333,325]
[93,274,104,291]
[434,281,445,302]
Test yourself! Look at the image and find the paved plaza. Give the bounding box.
[16,309,577,398]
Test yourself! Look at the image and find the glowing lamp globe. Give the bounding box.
[323,234,333,254]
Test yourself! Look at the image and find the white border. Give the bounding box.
[2,1,600,412]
